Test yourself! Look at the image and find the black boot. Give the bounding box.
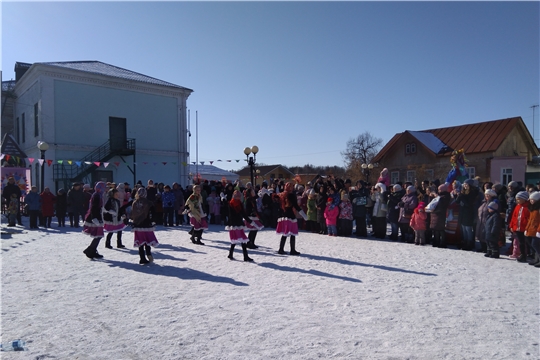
[484,250,492,258]
[289,236,300,256]
[145,244,153,263]
[105,233,113,249]
[195,230,205,245]
[517,254,528,263]
[478,242,487,253]
[228,244,235,260]
[246,231,258,249]
[242,243,253,262]
[117,232,126,248]
[139,246,149,264]
[491,251,500,259]
[528,253,540,265]
[83,237,103,259]
[278,236,287,254]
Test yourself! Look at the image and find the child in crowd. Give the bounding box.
[324,197,339,237]
[306,189,319,233]
[525,192,540,267]
[338,193,353,236]
[7,193,18,226]
[509,191,530,262]
[410,202,427,245]
[484,201,502,258]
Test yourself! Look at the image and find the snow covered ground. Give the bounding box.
[1,222,539,359]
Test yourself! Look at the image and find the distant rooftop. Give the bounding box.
[17,61,193,92]
[2,80,16,92]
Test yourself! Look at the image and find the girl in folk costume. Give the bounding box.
[186,184,208,245]
[131,187,159,265]
[244,188,264,249]
[103,188,127,249]
[226,190,255,262]
[82,181,107,259]
[377,168,390,187]
[276,182,308,255]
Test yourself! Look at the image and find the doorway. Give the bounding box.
[109,117,127,151]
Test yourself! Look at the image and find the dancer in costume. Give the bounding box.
[103,188,127,249]
[276,182,307,255]
[131,187,159,265]
[186,184,208,245]
[226,190,255,262]
[244,187,264,249]
[82,181,107,259]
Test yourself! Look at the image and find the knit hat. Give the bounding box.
[417,202,425,210]
[345,179,352,184]
[327,197,333,203]
[530,192,540,202]
[488,201,499,211]
[393,184,402,192]
[407,185,416,193]
[484,189,497,198]
[516,191,529,201]
[508,181,518,189]
[492,183,503,192]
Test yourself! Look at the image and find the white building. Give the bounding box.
[9,61,193,190]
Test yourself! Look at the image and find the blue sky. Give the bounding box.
[2,1,539,172]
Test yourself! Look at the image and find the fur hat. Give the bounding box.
[375,183,386,193]
[530,192,540,202]
[488,201,499,211]
[508,181,518,189]
[393,184,402,192]
[484,189,497,198]
[516,191,529,201]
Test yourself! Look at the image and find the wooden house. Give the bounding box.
[372,117,540,186]
[235,164,295,186]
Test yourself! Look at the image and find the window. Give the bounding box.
[16,117,20,143]
[21,113,25,143]
[425,169,434,181]
[405,144,411,154]
[278,173,283,179]
[34,103,39,137]
[467,167,476,180]
[391,171,400,184]
[406,170,416,183]
[410,143,416,153]
[502,168,513,185]
[270,174,275,179]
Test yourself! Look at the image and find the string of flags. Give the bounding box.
[0,153,245,168]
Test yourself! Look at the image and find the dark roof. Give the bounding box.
[21,61,193,92]
[373,117,526,163]
[235,164,295,177]
[2,80,16,92]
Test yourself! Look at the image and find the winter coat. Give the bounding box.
[24,191,42,211]
[324,205,339,226]
[386,190,404,223]
[338,201,353,220]
[525,209,540,237]
[476,200,491,241]
[40,192,56,217]
[103,197,122,225]
[485,211,501,243]
[349,187,369,218]
[455,190,477,227]
[56,192,67,215]
[161,191,175,209]
[2,183,21,203]
[172,184,185,212]
[307,197,318,221]
[67,187,85,213]
[398,191,418,224]
[227,199,252,228]
[410,209,427,231]
[509,203,530,233]
[429,191,451,231]
[372,191,387,218]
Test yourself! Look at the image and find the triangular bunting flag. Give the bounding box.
[0,154,4,160]
[103,162,109,168]
[28,158,35,164]
[235,160,240,163]
[38,159,44,166]
[114,162,120,167]
[209,161,214,164]
[75,161,82,167]
[143,162,148,165]
[5,155,11,161]
[162,162,167,165]
[67,160,72,165]
[46,159,53,166]
[192,162,196,165]
[182,162,187,166]
[153,162,157,166]
[172,162,176,165]
[200,161,205,165]
[57,160,63,164]
[85,161,92,165]
[227,160,231,162]
[217,159,222,162]
[94,162,100,167]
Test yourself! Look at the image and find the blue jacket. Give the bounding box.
[24,191,42,211]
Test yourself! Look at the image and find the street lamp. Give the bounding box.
[361,163,374,183]
[37,141,49,192]
[255,169,261,186]
[244,145,259,186]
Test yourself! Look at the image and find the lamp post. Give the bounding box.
[37,141,49,192]
[244,145,259,186]
[361,163,374,183]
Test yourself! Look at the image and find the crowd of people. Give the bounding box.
[2,171,540,268]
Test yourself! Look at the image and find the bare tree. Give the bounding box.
[341,132,383,181]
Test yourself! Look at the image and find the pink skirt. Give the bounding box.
[244,217,264,231]
[134,230,159,247]
[276,217,298,236]
[104,223,126,232]
[190,216,208,231]
[82,222,104,238]
[229,229,249,244]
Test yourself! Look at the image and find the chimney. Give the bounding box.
[14,62,32,81]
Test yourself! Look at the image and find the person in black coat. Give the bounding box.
[429,184,452,248]
[55,189,68,227]
[2,176,22,225]
[484,201,502,258]
[226,190,255,261]
[349,180,369,237]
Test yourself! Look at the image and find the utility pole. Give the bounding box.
[532,104,539,146]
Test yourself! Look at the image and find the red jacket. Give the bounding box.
[40,192,56,217]
[509,202,530,232]
[410,209,427,231]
